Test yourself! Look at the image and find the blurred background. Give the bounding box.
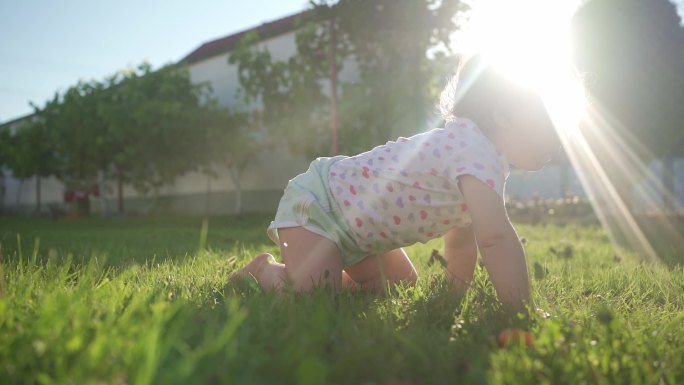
[0,0,682,237]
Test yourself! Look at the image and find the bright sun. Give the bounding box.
[452,0,680,262]
[453,0,586,135]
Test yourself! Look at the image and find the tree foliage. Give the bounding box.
[572,0,684,214]
[328,0,463,153]
[5,63,215,214]
[228,0,463,157]
[202,103,257,214]
[6,1,468,214]
[103,63,211,195]
[47,81,103,189]
[0,112,57,211]
[0,128,10,171]
[7,118,56,182]
[572,0,684,159]
[229,28,331,158]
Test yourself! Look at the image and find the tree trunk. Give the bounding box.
[205,176,212,218]
[229,166,243,216]
[0,172,5,212]
[328,17,339,156]
[117,168,124,214]
[98,170,108,218]
[150,189,158,214]
[35,176,41,214]
[16,179,23,209]
[662,155,675,214]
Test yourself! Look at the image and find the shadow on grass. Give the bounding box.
[213,273,520,385]
[636,216,684,267]
[0,214,274,267]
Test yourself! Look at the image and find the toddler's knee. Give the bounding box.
[392,269,417,287]
[287,267,342,292]
[404,270,418,286]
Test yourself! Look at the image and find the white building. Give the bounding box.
[0,12,344,215]
[1,11,681,216]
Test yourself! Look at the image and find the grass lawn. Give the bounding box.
[0,215,682,385]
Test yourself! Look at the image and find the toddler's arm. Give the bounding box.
[443,226,477,292]
[458,175,531,314]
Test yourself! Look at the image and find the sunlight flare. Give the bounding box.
[451,0,682,261]
[453,0,585,137]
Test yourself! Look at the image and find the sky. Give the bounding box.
[2,0,683,125]
[0,0,310,124]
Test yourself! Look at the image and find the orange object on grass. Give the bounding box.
[497,328,534,347]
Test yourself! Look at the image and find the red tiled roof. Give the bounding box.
[180,10,311,64]
[0,112,33,129]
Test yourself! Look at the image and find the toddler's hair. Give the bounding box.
[439,55,534,132]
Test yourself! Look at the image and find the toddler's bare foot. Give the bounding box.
[230,253,274,281]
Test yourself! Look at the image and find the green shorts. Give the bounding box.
[267,156,367,267]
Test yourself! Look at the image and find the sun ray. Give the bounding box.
[450,0,683,262]
[555,104,658,261]
[569,99,683,261]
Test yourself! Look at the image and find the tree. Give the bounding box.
[572,0,684,213]
[572,0,684,260]
[41,80,106,216]
[0,129,8,168]
[0,129,11,211]
[48,82,103,199]
[202,104,262,215]
[323,0,463,153]
[97,63,211,213]
[4,116,56,212]
[229,1,463,158]
[42,63,212,215]
[229,28,332,159]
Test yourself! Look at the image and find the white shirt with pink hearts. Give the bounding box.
[327,118,510,254]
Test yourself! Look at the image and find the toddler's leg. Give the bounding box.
[345,248,418,291]
[341,270,358,289]
[233,253,288,291]
[235,227,345,292]
[278,227,344,291]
